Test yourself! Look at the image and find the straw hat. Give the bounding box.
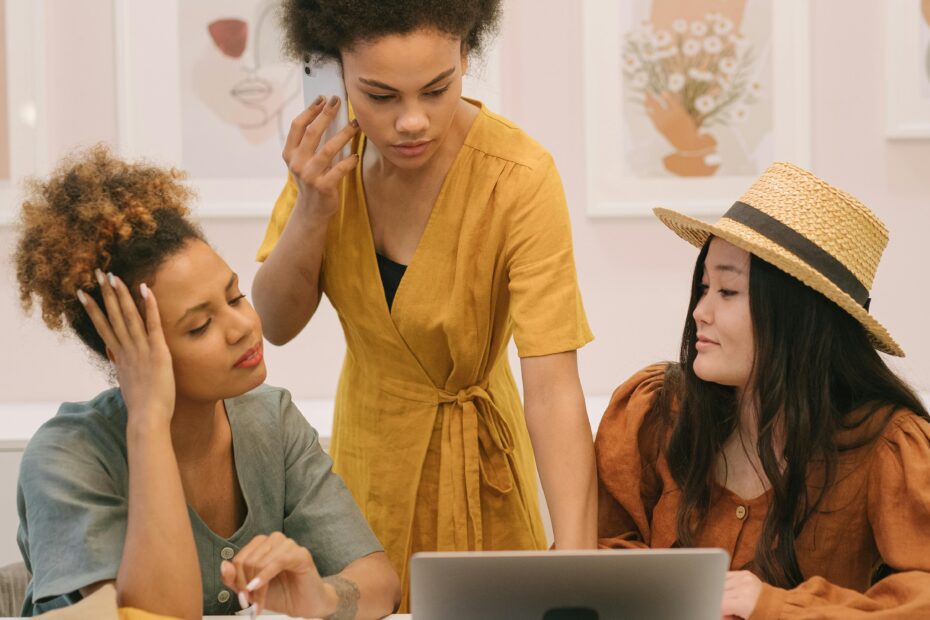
[654,161,903,356]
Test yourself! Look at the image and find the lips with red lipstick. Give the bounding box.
[391,139,432,157]
[234,342,264,369]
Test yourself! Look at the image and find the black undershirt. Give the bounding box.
[376,252,407,310]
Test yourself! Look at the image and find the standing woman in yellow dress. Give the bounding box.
[252,0,596,607]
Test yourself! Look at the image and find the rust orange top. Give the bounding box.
[596,364,930,619]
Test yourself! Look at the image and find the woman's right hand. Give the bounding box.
[220,532,338,618]
[283,95,361,220]
[78,270,175,428]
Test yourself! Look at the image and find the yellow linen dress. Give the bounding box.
[257,100,593,609]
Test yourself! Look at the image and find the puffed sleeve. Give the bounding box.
[751,412,930,619]
[256,175,299,262]
[504,151,593,358]
[595,364,669,550]
[278,390,383,576]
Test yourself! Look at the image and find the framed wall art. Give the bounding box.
[0,0,47,225]
[583,0,810,217]
[114,0,502,218]
[885,1,930,138]
[114,0,303,217]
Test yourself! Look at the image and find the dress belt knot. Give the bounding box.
[436,382,517,549]
[437,384,516,481]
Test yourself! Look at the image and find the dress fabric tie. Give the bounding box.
[434,383,516,550]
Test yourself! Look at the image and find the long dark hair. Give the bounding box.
[653,237,929,588]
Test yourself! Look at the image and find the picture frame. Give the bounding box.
[114,0,301,218]
[113,0,503,219]
[582,0,811,217]
[0,0,47,226]
[884,1,930,139]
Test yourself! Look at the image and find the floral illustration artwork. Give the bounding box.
[179,0,303,179]
[620,0,773,178]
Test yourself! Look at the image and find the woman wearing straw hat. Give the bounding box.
[596,162,930,618]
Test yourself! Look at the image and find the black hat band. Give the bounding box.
[724,201,871,310]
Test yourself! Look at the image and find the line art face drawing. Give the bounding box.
[180,0,302,178]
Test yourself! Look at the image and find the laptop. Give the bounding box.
[410,549,729,620]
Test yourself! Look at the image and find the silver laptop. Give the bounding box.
[410,549,729,620]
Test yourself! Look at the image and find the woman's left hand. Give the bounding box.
[220,532,338,617]
[721,570,763,619]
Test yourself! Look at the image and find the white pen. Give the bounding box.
[235,591,257,618]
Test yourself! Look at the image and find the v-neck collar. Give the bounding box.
[354,100,485,322]
[714,480,773,506]
[185,399,253,544]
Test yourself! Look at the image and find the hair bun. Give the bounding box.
[15,144,195,335]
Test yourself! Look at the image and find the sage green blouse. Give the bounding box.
[16,385,382,616]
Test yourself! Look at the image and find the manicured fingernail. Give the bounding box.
[107,272,117,287]
[76,290,87,305]
[238,591,249,610]
[312,95,324,106]
[139,283,149,299]
[246,577,261,591]
[328,95,339,107]
[350,118,359,128]
[95,269,105,285]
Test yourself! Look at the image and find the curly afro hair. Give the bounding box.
[14,144,203,360]
[280,0,502,64]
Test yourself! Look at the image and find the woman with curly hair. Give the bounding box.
[252,0,597,605]
[14,146,400,618]
[597,162,930,618]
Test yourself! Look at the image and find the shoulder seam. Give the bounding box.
[461,142,550,171]
[462,109,552,170]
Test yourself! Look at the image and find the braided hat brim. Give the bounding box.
[654,207,904,357]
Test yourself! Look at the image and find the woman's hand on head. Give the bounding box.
[721,570,763,619]
[220,532,338,618]
[284,95,360,221]
[78,270,175,428]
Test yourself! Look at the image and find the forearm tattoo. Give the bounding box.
[322,574,361,620]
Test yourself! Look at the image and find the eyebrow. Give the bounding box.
[358,67,456,92]
[711,265,744,275]
[175,272,238,326]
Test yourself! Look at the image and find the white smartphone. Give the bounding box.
[302,60,351,158]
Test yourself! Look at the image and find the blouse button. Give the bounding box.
[221,546,235,560]
[217,590,231,604]
[736,505,748,520]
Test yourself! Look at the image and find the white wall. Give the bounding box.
[1,0,929,417]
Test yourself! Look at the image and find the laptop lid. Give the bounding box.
[410,548,729,620]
